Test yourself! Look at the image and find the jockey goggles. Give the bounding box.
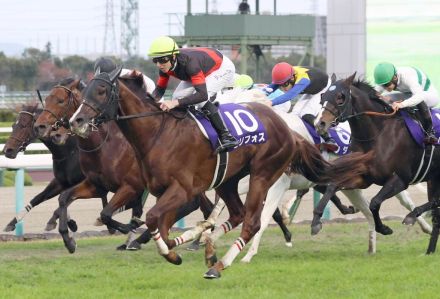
[152,56,171,64]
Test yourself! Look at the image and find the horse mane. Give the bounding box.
[20,101,42,114]
[353,78,392,112]
[119,71,156,103]
[57,77,86,91]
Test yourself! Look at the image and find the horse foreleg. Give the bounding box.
[341,189,376,254]
[144,182,190,265]
[311,184,338,235]
[395,190,432,234]
[314,185,357,215]
[370,175,407,235]
[100,185,142,234]
[58,179,99,253]
[5,179,64,232]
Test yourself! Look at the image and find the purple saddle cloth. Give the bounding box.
[401,108,440,148]
[192,103,267,151]
[302,120,351,155]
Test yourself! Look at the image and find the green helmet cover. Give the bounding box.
[374,62,396,85]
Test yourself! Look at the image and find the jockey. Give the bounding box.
[374,62,439,144]
[148,36,239,153]
[263,62,338,152]
[93,57,156,94]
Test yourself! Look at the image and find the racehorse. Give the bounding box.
[201,89,430,262]
[69,68,330,279]
[315,73,440,253]
[34,77,214,252]
[1,102,102,233]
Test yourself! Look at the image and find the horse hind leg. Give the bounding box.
[241,174,291,263]
[426,207,440,254]
[369,174,407,235]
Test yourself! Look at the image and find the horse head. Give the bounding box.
[34,77,84,138]
[70,67,122,138]
[3,102,40,158]
[315,72,356,135]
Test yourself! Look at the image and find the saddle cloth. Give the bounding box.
[189,103,267,152]
[401,108,440,148]
[302,120,351,155]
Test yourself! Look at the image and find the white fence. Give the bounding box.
[0,127,52,236]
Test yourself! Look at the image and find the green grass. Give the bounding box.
[367,20,440,89]
[0,221,437,299]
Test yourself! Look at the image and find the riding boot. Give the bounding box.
[417,102,437,144]
[202,101,239,153]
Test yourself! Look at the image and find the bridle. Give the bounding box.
[43,85,80,131]
[9,111,37,152]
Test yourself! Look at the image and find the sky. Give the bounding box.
[0,0,326,58]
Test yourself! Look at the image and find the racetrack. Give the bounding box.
[0,182,430,237]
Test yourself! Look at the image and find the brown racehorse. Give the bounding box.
[69,68,330,279]
[315,73,440,254]
[34,77,214,252]
[2,103,92,233]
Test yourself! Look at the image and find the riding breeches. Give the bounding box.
[172,56,236,109]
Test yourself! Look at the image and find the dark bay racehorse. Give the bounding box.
[315,73,440,254]
[69,68,330,278]
[2,103,93,232]
[34,77,214,251]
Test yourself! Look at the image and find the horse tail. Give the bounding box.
[289,131,331,184]
[323,151,374,188]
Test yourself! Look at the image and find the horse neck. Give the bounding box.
[39,137,74,160]
[117,84,165,156]
[75,123,111,154]
[348,88,384,146]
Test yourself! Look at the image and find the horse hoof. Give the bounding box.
[240,256,252,263]
[186,242,200,251]
[204,268,221,279]
[64,238,77,254]
[126,241,142,251]
[376,225,393,235]
[164,251,182,265]
[4,224,16,232]
[45,222,57,231]
[116,244,127,251]
[107,226,117,235]
[311,223,322,235]
[67,219,78,232]
[285,242,293,248]
[403,215,417,226]
[4,219,17,232]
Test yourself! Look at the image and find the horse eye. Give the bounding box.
[336,94,345,105]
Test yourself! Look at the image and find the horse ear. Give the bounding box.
[345,72,357,85]
[94,67,101,76]
[109,66,123,82]
[331,73,337,84]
